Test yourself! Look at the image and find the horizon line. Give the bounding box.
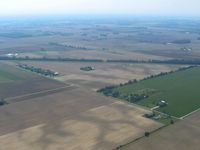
[1,13,200,19]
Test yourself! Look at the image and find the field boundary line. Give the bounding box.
[180,107,200,119]
[5,85,75,101]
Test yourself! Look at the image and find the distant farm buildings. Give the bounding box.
[5,53,18,57]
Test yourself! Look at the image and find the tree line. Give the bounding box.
[1,56,200,65]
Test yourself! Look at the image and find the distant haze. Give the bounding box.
[0,0,200,16]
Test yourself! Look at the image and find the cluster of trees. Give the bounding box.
[49,42,91,50]
[97,85,116,96]
[80,66,95,71]
[119,79,138,87]
[129,94,148,102]
[62,44,90,50]
[18,64,59,77]
[120,93,148,103]
[0,99,7,106]
[98,86,148,103]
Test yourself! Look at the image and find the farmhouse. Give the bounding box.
[157,100,168,107]
[54,72,59,76]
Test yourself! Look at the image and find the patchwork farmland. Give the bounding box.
[0,60,199,150]
[0,15,200,150]
[0,61,163,150]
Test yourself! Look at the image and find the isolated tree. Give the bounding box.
[0,98,7,106]
[144,132,150,137]
[170,120,174,124]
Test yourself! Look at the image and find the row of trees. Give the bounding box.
[0,56,104,62]
[1,55,200,65]
[98,88,149,103]
[122,65,196,87]
[48,42,91,50]
[107,59,200,65]
[18,64,59,77]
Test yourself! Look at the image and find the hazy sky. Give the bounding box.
[0,0,199,16]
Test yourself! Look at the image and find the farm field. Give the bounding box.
[0,62,36,83]
[0,61,164,149]
[0,69,21,83]
[16,49,170,61]
[0,16,199,150]
[0,87,162,150]
[110,66,200,118]
[0,62,67,99]
[1,17,200,61]
[20,61,183,90]
[121,110,200,150]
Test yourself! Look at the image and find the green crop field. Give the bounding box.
[0,70,22,83]
[0,63,34,83]
[108,67,200,118]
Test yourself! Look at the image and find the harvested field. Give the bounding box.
[0,88,162,150]
[121,111,200,150]
[17,49,170,61]
[21,61,183,90]
[0,88,112,135]
[0,77,68,99]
